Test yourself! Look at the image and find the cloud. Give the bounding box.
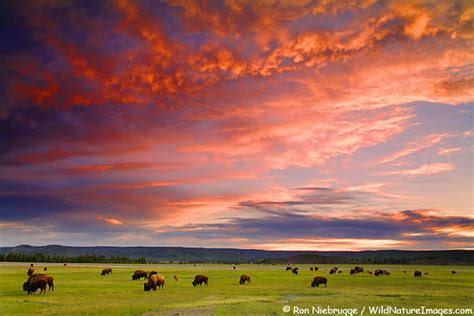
[379,163,455,177]
[97,216,123,226]
[437,147,462,156]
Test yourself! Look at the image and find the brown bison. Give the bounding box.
[354,266,364,273]
[132,270,148,280]
[193,275,209,287]
[27,267,34,276]
[414,271,422,277]
[314,267,319,271]
[101,268,112,276]
[338,270,342,274]
[367,271,372,275]
[350,269,356,275]
[144,274,165,291]
[329,268,337,275]
[43,267,47,271]
[403,271,407,274]
[63,264,67,267]
[174,275,178,281]
[285,266,292,271]
[292,267,299,275]
[451,271,457,274]
[148,271,157,277]
[310,267,314,271]
[23,274,54,292]
[239,275,251,285]
[383,270,390,276]
[424,272,429,275]
[311,276,327,287]
[374,269,384,276]
[26,277,48,294]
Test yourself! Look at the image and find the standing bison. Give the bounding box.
[329,268,337,275]
[193,275,209,287]
[27,267,34,276]
[26,277,48,294]
[23,274,54,292]
[311,276,327,287]
[148,271,158,277]
[101,268,112,276]
[132,270,148,280]
[451,271,457,274]
[414,271,422,277]
[292,267,299,275]
[144,274,165,291]
[239,275,251,285]
[285,266,292,271]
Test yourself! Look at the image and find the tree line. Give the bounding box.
[0,252,147,264]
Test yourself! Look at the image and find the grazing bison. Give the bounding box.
[193,275,209,287]
[23,274,54,292]
[374,269,384,276]
[350,269,356,275]
[383,270,390,276]
[27,267,34,276]
[310,267,314,271]
[292,267,299,275]
[311,276,327,287]
[26,277,48,294]
[414,271,422,277]
[451,271,457,274]
[63,264,67,267]
[101,268,112,276]
[174,275,178,281]
[424,272,429,275]
[144,274,165,291]
[132,270,148,280]
[354,266,364,273]
[148,271,157,277]
[329,268,337,275]
[314,267,319,271]
[338,270,342,274]
[285,266,292,271]
[43,267,47,271]
[239,275,251,285]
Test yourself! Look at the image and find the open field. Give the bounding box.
[0,263,472,315]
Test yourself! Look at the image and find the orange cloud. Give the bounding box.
[97,216,123,225]
[380,163,455,177]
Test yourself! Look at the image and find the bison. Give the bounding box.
[414,271,422,277]
[311,276,327,287]
[350,269,356,275]
[27,277,48,294]
[144,274,165,291]
[314,267,319,271]
[338,270,342,274]
[374,269,384,276]
[193,275,209,287]
[43,267,47,271]
[239,275,251,285]
[424,272,429,275]
[23,274,54,292]
[174,275,178,281]
[27,267,34,276]
[451,271,457,274]
[367,271,372,275]
[101,268,112,276]
[132,270,148,280]
[310,267,314,271]
[285,266,292,271]
[383,270,390,276]
[292,267,299,275]
[354,266,364,273]
[148,271,157,277]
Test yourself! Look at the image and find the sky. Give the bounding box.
[0,0,473,251]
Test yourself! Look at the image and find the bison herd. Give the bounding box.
[21,264,458,295]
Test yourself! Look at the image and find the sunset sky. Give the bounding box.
[0,0,473,250]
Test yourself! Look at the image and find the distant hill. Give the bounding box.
[0,245,472,265]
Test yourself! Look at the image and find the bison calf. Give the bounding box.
[311,276,327,287]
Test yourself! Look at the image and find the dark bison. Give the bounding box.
[383,270,390,276]
[311,276,327,287]
[26,277,48,294]
[367,271,372,275]
[174,275,178,281]
[403,271,407,274]
[451,271,457,274]
[239,275,251,285]
[132,270,148,280]
[292,267,299,275]
[354,266,364,273]
[27,267,34,276]
[101,268,112,276]
[314,267,319,271]
[424,272,429,275]
[350,269,356,275]
[329,268,337,275]
[374,269,384,276]
[23,274,54,292]
[310,267,314,271]
[285,266,292,271]
[193,275,209,287]
[148,271,157,277]
[43,267,47,271]
[63,264,67,267]
[233,266,236,270]
[144,274,165,291]
[414,271,422,277]
[338,270,342,274]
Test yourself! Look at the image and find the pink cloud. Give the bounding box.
[97,216,123,225]
[380,163,455,177]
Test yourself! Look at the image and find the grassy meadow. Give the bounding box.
[0,263,472,315]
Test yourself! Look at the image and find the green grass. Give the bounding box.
[0,264,472,315]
